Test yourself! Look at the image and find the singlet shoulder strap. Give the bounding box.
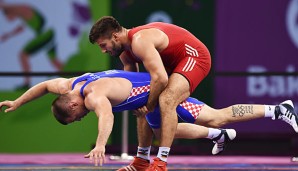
[79,80,94,98]
[72,73,93,98]
[72,75,88,90]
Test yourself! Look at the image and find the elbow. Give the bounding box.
[159,76,168,88]
[153,74,168,88]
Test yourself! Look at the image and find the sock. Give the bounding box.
[207,128,222,139]
[264,105,276,118]
[136,146,151,160]
[157,147,170,162]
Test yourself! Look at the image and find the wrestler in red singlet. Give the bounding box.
[127,22,211,93]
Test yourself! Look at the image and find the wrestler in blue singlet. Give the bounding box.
[72,70,205,129]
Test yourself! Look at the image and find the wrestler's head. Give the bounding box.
[51,93,89,125]
[89,16,124,57]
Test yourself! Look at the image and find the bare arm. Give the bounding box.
[119,51,139,72]
[0,78,69,113]
[131,32,168,112]
[84,92,114,166]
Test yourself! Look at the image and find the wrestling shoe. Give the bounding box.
[212,129,236,155]
[117,157,149,171]
[146,157,167,171]
[273,100,298,133]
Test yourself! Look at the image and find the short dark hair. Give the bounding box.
[89,16,122,44]
[51,94,72,125]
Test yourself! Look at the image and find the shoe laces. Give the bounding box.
[148,158,166,170]
[280,110,294,124]
[215,141,225,149]
[212,131,225,149]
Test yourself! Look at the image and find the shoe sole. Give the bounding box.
[226,129,237,141]
[212,129,236,155]
[281,100,298,133]
[282,100,294,107]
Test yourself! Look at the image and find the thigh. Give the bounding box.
[162,73,190,106]
[177,97,205,123]
[194,104,219,126]
[173,55,211,93]
[146,106,161,129]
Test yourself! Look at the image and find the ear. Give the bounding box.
[112,32,119,41]
[69,101,79,111]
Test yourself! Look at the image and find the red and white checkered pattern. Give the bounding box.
[180,101,204,119]
[129,85,150,98]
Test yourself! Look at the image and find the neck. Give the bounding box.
[121,28,131,49]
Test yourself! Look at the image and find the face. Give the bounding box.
[65,95,89,124]
[66,107,89,124]
[96,35,124,57]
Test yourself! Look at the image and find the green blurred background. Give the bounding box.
[0,0,214,154]
[1,0,298,157]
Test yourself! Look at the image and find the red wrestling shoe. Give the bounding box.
[117,157,150,171]
[146,157,167,171]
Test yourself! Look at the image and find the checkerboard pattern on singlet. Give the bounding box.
[180,101,204,119]
[129,85,150,98]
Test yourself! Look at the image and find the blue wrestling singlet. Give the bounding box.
[72,70,151,112]
[72,70,205,129]
[146,97,205,128]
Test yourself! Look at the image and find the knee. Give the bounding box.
[198,110,227,128]
[208,114,228,128]
[159,89,176,107]
[207,120,226,128]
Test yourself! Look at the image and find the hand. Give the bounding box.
[133,106,149,117]
[84,145,106,166]
[0,100,18,113]
[146,103,156,113]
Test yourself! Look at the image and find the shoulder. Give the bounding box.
[43,77,71,94]
[84,79,114,110]
[130,29,164,48]
[86,78,113,95]
[133,28,162,38]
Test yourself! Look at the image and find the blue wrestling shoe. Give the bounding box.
[273,100,298,133]
[212,129,236,155]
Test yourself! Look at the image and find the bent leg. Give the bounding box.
[159,73,190,147]
[175,123,209,139]
[137,115,153,147]
[136,115,153,160]
[195,104,265,128]
[152,123,213,139]
[117,116,153,171]
[153,123,236,155]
